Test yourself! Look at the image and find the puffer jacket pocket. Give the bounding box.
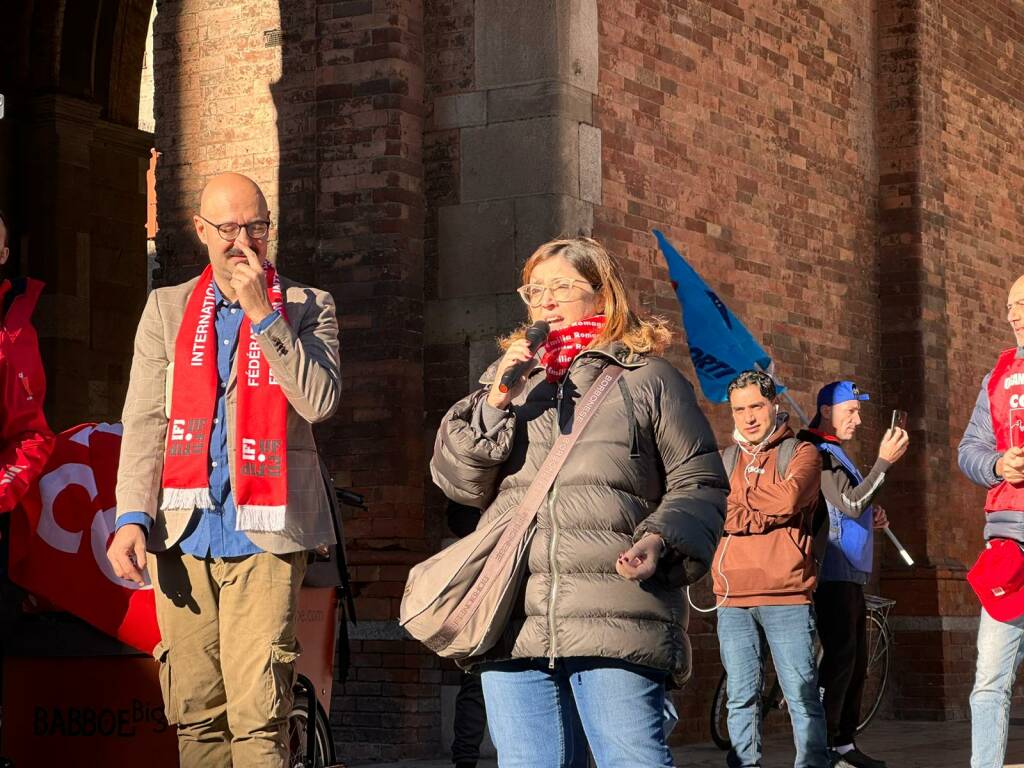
[153,641,178,726]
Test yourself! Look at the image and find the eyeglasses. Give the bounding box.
[516,278,597,307]
[198,215,271,241]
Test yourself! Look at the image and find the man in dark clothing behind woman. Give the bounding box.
[446,500,488,768]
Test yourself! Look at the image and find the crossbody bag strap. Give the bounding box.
[425,365,626,652]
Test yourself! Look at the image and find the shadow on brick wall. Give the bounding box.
[268,2,439,762]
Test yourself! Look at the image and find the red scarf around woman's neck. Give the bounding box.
[541,315,606,382]
[161,264,289,532]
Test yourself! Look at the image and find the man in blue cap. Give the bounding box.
[799,382,909,768]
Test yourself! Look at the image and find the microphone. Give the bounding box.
[498,321,550,394]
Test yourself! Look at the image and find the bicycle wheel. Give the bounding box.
[710,670,732,750]
[287,695,337,768]
[856,612,891,733]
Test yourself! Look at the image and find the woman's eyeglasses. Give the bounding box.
[516,278,597,307]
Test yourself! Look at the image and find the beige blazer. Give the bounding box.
[114,275,341,554]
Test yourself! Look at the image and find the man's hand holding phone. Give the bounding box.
[891,409,908,431]
[879,410,910,464]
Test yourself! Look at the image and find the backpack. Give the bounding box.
[721,437,799,480]
[721,438,829,564]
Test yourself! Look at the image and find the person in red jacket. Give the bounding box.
[0,209,54,514]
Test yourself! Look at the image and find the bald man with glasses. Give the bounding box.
[107,173,341,767]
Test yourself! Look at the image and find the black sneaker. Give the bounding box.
[829,747,887,768]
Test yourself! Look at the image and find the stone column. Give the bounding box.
[90,120,153,416]
[23,95,149,427]
[422,0,600,759]
[426,0,601,389]
[876,0,975,720]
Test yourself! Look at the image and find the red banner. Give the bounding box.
[9,423,161,654]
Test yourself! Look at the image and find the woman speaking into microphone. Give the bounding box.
[430,237,728,767]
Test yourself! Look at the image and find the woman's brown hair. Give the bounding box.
[501,237,672,355]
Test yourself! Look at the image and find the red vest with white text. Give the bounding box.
[986,348,1024,512]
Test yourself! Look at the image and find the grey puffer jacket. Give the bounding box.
[430,342,728,676]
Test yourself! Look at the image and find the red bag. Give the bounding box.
[8,423,160,653]
[967,538,1024,623]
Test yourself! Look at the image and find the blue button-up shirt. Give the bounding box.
[116,282,281,558]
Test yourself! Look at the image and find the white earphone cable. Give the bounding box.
[686,534,731,613]
[687,409,781,614]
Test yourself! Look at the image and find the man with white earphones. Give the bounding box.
[711,370,829,768]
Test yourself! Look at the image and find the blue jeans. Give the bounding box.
[971,608,1024,768]
[480,657,674,768]
[717,605,829,768]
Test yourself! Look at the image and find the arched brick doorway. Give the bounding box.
[0,0,153,428]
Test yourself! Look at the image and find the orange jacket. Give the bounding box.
[711,423,821,607]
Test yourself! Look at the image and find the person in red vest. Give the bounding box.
[0,209,54,515]
[958,274,1024,768]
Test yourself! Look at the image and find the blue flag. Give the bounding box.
[654,229,783,403]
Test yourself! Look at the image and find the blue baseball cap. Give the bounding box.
[816,380,870,408]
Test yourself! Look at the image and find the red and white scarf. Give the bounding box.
[541,315,606,382]
[161,264,289,532]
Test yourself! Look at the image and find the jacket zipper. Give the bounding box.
[547,379,564,669]
[18,371,33,400]
[533,352,635,669]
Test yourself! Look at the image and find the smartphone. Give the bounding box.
[890,409,908,431]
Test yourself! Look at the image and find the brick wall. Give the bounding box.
[142,0,1024,759]
[593,0,881,740]
[935,0,1024,583]
[876,0,957,720]
[870,0,1024,721]
[310,2,434,760]
[152,0,285,283]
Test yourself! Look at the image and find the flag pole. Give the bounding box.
[754,363,810,425]
[780,390,809,427]
[883,527,915,566]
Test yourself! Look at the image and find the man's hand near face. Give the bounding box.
[230,245,275,325]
